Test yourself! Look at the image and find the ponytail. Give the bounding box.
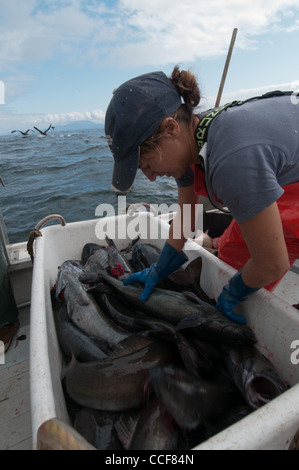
[170,65,201,108]
[140,66,201,154]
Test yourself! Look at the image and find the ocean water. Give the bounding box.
[0,128,178,244]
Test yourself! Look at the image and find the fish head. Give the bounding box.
[225,346,288,409]
[242,357,288,408]
[149,365,203,430]
[55,260,84,298]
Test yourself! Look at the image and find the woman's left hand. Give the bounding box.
[216,270,259,324]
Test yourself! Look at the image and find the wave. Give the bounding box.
[0,128,177,243]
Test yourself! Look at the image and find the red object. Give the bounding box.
[213,183,299,291]
[191,164,299,291]
[191,164,209,198]
[109,264,125,279]
[58,287,65,301]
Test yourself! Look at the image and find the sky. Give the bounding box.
[1,0,299,135]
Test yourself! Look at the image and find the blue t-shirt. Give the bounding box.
[176,95,299,222]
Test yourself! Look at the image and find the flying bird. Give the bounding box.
[11,129,35,136]
[33,124,54,135]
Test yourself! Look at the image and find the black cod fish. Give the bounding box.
[130,246,211,303]
[175,331,216,376]
[73,408,123,450]
[53,299,108,362]
[179,404,253,450]
[89,283,216,375]
[115,396,179,450]
[149,365,239,430]
[89,282,178,341]
[80,269,256,346]
[63,335,180,412]
[175,291,256,345]
[81,243,105,265]
[163,257,213,304]
[82,237,132,278]
[223,345,289,409]
[130,243,161,271]
[55,260,128,348]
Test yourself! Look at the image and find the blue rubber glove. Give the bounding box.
[216,270,259,325]
[123,242,187,301]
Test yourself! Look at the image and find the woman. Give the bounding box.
[105,66,299,324]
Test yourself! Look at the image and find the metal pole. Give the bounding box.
[215,28,238,107]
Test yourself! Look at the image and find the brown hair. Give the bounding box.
[140,65,200,154]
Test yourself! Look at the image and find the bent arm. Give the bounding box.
[216,201,290,324]
[123,185,197,300]
[167,184,200,252]
[238,202,290,288]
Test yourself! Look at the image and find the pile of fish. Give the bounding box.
[52,237,289,450]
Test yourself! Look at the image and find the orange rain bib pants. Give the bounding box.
[192,164,299,291]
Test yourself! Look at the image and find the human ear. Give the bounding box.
[160,117,180,137]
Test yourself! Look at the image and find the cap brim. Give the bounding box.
[111,148,139,193]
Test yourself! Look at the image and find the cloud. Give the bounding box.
[0,0,93,68]
[41,109,105,126]
[1,0,299,133]
[0,107,105,135]
[1,0,299,102]
[2,79,298,135]
[200,80,299,109]
[1,0,299,72]
[108,0,299,65]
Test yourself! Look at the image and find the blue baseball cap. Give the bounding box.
[105,71,182,193]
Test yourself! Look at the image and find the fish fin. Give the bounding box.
[184,258,214,304]
[75,294,90,306]
[88,336,110,354]
[184,257,203,279]
[121,236,140,254]
[87,283,112,295]
[79,271,100,284]
[139,318,177,342]
[66,296,90,322]
[60,352,77,379]
[66,298,74,318]
[81,243,106,265]
[176,313,203,331]
[57,287,65,301]
[176,332,214,376]
[105,235,116,248]
[107,334,154,359]
[182,290,203,304]
[115,411,140,450]
[55,276,67,299]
